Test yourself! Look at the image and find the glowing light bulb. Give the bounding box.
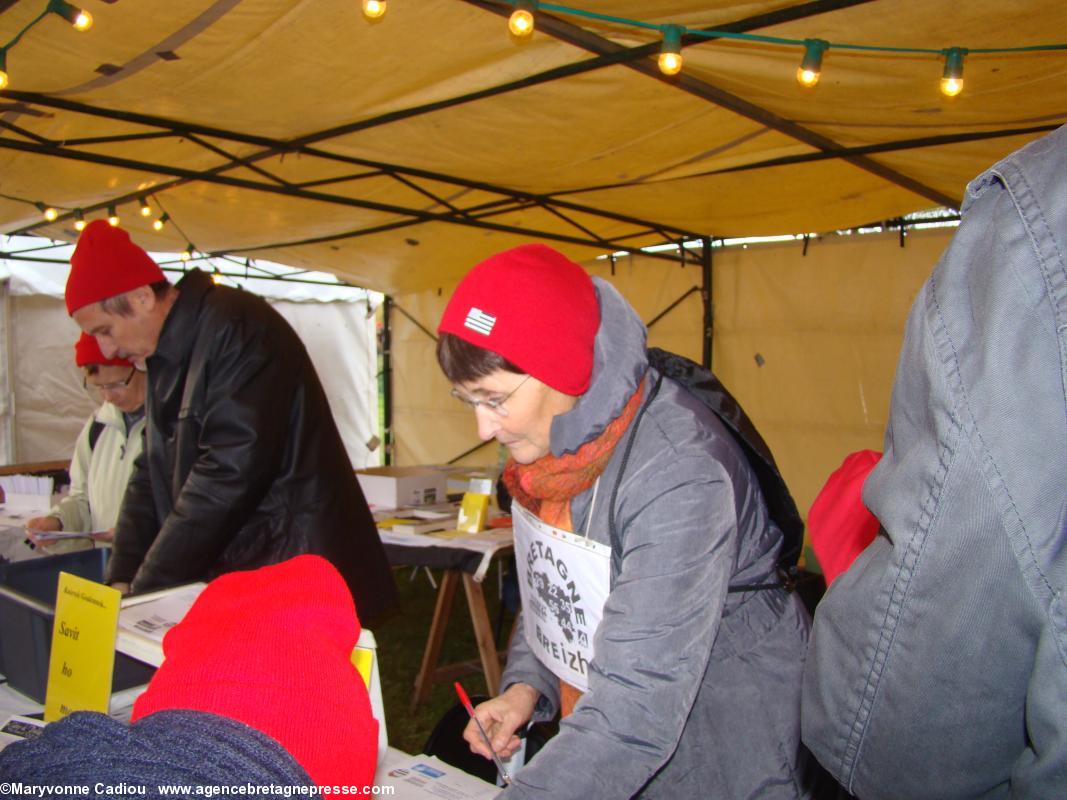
[658,26,683,76]
[508,1,536,38]
[153,212,169,232]
[940,76,963,96]
[940,48,966,98]
[140,197,152,216]
[50,2,92,32]
[74,209,86,231]
[181,245,193,262]
[72,9,92,31]
[0,49,7,91]
[796,40,828,89]
[36,202,59,221]
[107,205,120,226]
[362,0,386,19]
[658,52,682,76]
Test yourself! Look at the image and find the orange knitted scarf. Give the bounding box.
[503,377,646,719]
[502,376,646,533]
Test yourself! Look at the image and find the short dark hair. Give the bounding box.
[436,332,524,384]
[99,279,170,317]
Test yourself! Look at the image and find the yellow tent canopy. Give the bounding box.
[2,0,1065,294]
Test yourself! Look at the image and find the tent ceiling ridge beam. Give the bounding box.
[546,124,1063,201]
[0,118,51,146]
[296,169,386,190]
[1,91,699,242]
[470,0,957,209]
[58,131,178,148]
[0,137,695,260]
[454,193,689,241]
[182,132,296,189]
[389,172,469,218]
[700,123,1065,182]
[534,200,609,243]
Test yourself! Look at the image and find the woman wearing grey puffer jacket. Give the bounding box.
[436,243,812,799]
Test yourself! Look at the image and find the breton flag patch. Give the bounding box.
[464,307,496,336]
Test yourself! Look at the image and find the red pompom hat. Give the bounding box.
[74,332,131,369]
[65,220,165,315]
[437,244,600,396]
[131,555,379,788]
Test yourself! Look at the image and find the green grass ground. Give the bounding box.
[375,561,515,755]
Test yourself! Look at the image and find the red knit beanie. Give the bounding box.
[74,332,131,368]
[808,450,882,585]
[437,244,599,395]
[131,556,378,788]
[65,220,165,315]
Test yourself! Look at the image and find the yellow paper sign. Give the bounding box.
[351,647,374,688]
[457,492,489,533]
[44,572,121,722]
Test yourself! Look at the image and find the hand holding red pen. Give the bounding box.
[455,682,512,784]
[456,683,540,775]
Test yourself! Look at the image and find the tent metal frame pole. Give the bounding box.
[382,296,394,467]
[702,237,713,371]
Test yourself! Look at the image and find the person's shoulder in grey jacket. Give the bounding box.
[802,123,1067,799]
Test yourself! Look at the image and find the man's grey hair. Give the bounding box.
[99,279,171,317]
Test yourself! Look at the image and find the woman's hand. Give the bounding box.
[463,682,540,760]
[25,516,61,545]
[90,528,115,542]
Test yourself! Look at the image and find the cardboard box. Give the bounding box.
[0,548,156,703]
[355,466,449,510]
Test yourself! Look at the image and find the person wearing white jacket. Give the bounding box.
[26,332,146,549]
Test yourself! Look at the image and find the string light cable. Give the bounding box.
[502,0,1067,93]
[0,0,92,89]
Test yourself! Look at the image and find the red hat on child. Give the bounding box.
[74,332,131,369]
[437,244,600,396]
[131,555,379,788]
[65,220,165,315]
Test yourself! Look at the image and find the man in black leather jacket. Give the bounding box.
[65,220,397,624]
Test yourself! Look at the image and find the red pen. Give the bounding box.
[454,681,512,785]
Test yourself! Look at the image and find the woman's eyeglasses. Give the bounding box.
[450,375,531,418]
[84,368,137,394]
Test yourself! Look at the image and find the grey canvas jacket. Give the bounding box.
[500,278,811,799]
[802,124,1067,798]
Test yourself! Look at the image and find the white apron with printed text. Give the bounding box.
[512,500,611,692]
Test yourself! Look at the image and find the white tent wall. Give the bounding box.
[3,288,380,470]
[389,227,953,559]
[273,299,381,470]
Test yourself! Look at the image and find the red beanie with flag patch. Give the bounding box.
[437,244,599,395]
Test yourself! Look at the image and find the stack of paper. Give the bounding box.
[116,583,208,667]
[0,474,55,516]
